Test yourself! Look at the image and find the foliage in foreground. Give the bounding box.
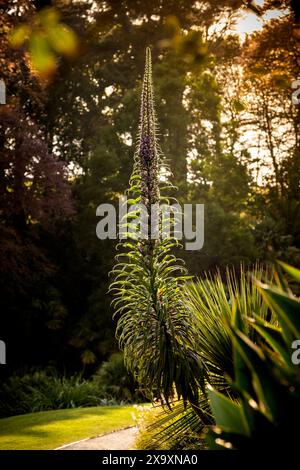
[136,265,274,448]
[206,262,300,449]
[186,264,275,381]
[135,263,300,450]
[134,404,206,450]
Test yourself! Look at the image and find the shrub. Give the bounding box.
[93,353,144,402]
[0,368,115,418]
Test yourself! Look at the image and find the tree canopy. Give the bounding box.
[0,0,299,376]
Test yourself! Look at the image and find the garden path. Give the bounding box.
[56,426,138,450]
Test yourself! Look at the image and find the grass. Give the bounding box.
[0,405,137,450]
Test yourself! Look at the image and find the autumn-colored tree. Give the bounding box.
[0,0,74,374]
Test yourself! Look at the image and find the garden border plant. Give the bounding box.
[109,47,208,417]
[205,261,300,449]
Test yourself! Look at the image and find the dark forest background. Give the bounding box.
[1,0,300,380]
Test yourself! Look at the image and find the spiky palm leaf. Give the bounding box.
[185,264,275,380]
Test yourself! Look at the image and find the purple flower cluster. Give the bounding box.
[138,47,159,208]
[137,48,160,253]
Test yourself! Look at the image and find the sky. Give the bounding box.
[235,5,288,37]
[226,3,289,185]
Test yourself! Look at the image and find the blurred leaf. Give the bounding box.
[232,304,253,394]
[231,328,279,421]
[47,24,78,56]
[249,316,291,365]
[10,24,30,47]
[177,31,208,65]
[208,387,249,436]
[29,32,57,73]
[8,6,78,76]
[160,15,208,66]
[39,7,60,26]
[278,261,300,284]
[164,15,181,37]
[258,283,300,341]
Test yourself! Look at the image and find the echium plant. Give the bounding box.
[110,48,207,409]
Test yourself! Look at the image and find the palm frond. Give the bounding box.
[185,263,275,380]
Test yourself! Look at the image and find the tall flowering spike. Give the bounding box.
[110,47,207,410]
[139,47,159,209]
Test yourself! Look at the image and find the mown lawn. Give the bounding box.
[0,405,136,450]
